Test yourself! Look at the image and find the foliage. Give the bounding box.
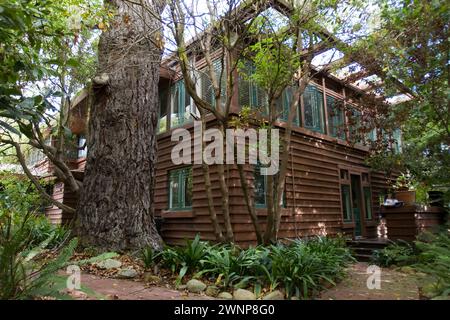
[372,240,416,267]
[152,235,354,299]
[0,208,77,299]
[0,173,69,249]
[362,0,450,201]
[414,231,450,299]
[141,246,161,269]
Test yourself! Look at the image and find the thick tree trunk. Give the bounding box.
[77,0,163,251]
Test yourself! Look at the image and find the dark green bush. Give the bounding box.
[154,235,354,298]
[371,240,416,267]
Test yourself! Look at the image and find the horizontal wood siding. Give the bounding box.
[156,120,394,246]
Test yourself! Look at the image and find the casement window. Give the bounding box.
[200,60,227,108]
[326,95,345,139]
[158,87,169,133]
[348,107,362,143]
[254,163,286,208]
[78,135,87,158]
[170,80,193,128]
[341,184,353,222]
[238,62,268,113]
[392,128,402,153]
[168,167,193,210]
[276,86,299,125]
[302,85,325,133]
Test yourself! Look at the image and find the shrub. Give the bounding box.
[371,240,416,267]
[0,210,77,299]
[414,231,450,299]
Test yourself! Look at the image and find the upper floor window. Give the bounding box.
[168,166,193,210]
[170,80,193,128]
[276,86,299,125]
[78,135,87,158]
[326,95,345,139]
[201,60,226,108]
[303,85,325,133]
[348,107,362,143]
[238,62,268,114]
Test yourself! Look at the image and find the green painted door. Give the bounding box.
[351,174,363,237]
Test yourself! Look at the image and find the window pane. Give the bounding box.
[326,95,345,139]
[169,171,180,209]
[78,136,87,158]
[171,81,192,128]
[254,164,266,207]
[364,187,372,220]
[303,85,324,133]
[341,185,352,221]
[348,108,362,142]
[276,86,299,125]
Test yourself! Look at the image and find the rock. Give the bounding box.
[205,285,220,297]
[291,296,299,300]
[177,285,187,290]
[117,268,138,279]
[262,290,284,300]
[95,259,122,270]
[186,279,207,293]
[143,272,161,284]
[217,292,233,300]
[233,288,256,300]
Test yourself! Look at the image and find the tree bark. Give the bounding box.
[76,0,164,251]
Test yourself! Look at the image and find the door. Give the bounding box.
[351,174,363,237]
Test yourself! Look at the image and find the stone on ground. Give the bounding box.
[233,288,256,300]
[263,290,284,300]
[143,272,161,283]
[117,268,138,279]
[217,292,233,300]
[186,279,206,293]
[95,259,122,269]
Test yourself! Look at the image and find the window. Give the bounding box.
[326,95,345,139]
[348,108,362,143]
[392,128,402,153]
[78,135,87,158]
[201,60,226,108]
[168,167,193,210]
[363,187,372,220]
[303,85,324,133]
[254,163,286,208]
[341,185,352,222]
[238,62,268,113]
[170,80,192,128]
[158,87,169,133]
[340,169,349,181]
[276,86,299,125]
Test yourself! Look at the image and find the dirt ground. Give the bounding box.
[318,262,419,300]
[72,262,419,300]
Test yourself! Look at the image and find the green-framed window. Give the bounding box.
[341,184,352,222]
[254,163,286,208]
[326,95,345,139]
[238,62,268,114]
[363,186,372,220]
[201,60,227,108]
[276,86,299,126]
[170,80,192,128]
[303,85,325,133]
[348,108,362,143]
[392,128,402,153]
[168,167,193,210]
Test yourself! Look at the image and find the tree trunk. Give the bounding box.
[77,0,163,251]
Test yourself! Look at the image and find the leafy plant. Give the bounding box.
[0,209,78,299]
[141,246,161,269]
[372,240,416,267]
